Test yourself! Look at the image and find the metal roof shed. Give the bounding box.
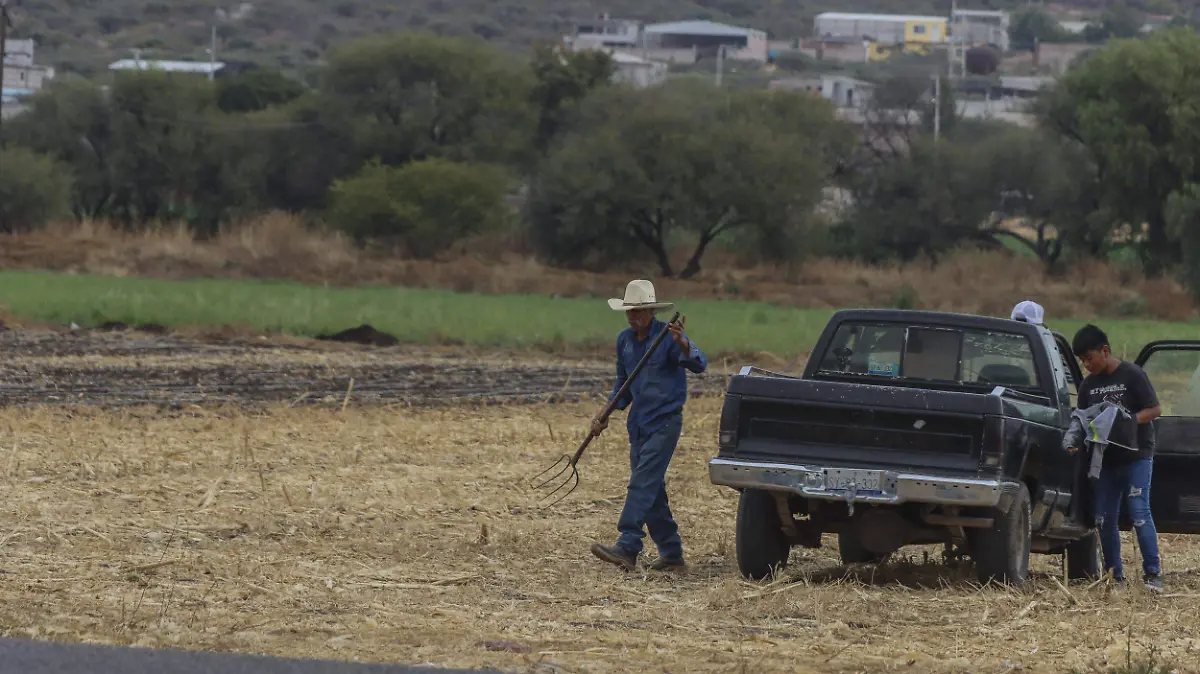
[643,20,755,37]
[108,59,226,75]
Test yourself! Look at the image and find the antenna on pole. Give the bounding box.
[209,23,216,81]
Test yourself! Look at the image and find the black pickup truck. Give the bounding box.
[708,309,1200,586]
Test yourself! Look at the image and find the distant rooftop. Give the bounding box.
[998,75,1054,91]
[108,59,225,74]
[815,12,948,23]
[609,52,655,65]
[644,20,758,37]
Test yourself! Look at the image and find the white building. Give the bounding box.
[2,38,54,119]
[951,9,1011,52]
[564,14,642,52]
[643,20,769,62]
[610,52,668,88]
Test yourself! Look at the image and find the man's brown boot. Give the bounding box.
[649,556,686,572]
[591,543,637,571]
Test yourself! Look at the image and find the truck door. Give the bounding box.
[1132,341,1200,534]
[1047,330,1089,525]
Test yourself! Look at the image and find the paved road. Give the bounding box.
[0,637,504,674]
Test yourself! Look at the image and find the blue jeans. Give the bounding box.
[616,414,684,559]
[1094,458,1160,580]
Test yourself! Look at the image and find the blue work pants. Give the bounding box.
[615,414,684,559]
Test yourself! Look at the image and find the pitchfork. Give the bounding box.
[530,311,682,507]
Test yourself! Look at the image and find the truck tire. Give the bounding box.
[1065,531,1101,581]
[837,531,889,565]
[971,483,1032,587]
[735,489,791,580]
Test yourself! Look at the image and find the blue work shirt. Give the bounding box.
[608,318,708,443]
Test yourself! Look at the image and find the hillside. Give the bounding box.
[8,0,1118,75]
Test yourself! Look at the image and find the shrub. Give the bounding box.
[0,148,74,233]
[327,158,511,258]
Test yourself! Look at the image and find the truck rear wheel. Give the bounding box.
[735,489,791,580]
[1065,531,1101,581]
[970,483,1031,587]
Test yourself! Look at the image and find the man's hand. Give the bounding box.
[591,416,608,437]
[669,315,690,355]
[1137,405,1162,425]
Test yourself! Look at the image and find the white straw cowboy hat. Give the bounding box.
[608,280,675,312]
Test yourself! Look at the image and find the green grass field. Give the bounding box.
[0,270,1196,359]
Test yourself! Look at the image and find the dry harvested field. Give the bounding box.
[2,329,1200,674]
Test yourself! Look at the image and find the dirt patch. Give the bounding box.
[316,324,399,347]
[0,329,727,409]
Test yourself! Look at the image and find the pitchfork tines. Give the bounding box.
[529,439,589,507]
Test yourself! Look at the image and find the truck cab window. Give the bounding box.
[818,324,904,375]
[817,322,1040,391]
[962,331,1040,389]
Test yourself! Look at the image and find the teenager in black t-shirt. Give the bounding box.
[1069,324,1164,592]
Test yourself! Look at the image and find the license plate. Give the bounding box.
[823,469,885,493]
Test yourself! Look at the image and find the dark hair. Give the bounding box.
[1072,324,1110,357]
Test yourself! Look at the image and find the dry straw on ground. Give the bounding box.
[1,214,1194,321]
[2,398,1199,673]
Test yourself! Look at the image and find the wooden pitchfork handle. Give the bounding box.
[567,311,682,467]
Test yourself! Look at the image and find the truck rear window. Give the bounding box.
[816,322,1041,390]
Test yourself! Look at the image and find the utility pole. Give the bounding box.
[950,0,957,79]
[933,74,941,144]
[715,44,725,87]
[208,24,216,81]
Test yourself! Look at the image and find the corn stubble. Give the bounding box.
[0,393,1197,673]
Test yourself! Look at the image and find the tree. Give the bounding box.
[5,76,118,220]
[1083,2,1145,43]
[216,68,307,113]
[528,42,614,154]
[849,73,954,168]
[0,148,74,232]
[1009,6,1070,52]
[1041,27,1200,275]
[7,71,221,226]
[327,158,511,258]
[215,94,360,216]
[103,70,220,225]
[1166,183,1200,299]
[321,31,536,169]
[971,127,1101,272]
[527,81,840,278]
[838,137,995,263]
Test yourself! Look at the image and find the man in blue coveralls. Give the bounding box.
[589,280,708,572]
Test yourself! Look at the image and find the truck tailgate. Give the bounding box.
[721,376,1004,474]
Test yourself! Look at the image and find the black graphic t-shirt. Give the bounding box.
[1077,360,1159,465]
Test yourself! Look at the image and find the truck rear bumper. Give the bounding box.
[708,457,1007,508]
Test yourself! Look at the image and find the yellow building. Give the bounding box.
[814,12,948,60]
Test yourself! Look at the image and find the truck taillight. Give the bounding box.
[719,393,741,449]
[981,415,1004,469]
